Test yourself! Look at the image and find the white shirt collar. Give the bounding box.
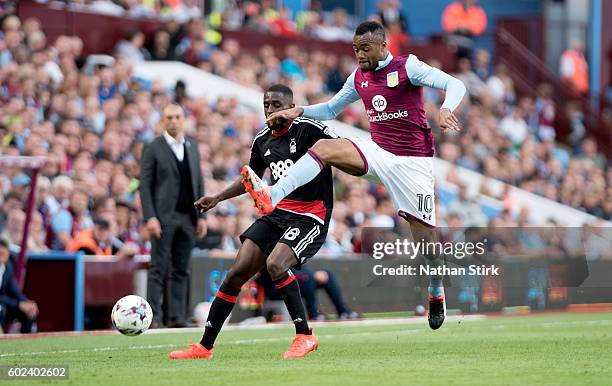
[376,52,394,71]
[163,131,185,146]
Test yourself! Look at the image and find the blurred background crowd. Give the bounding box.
[0,0,610,263]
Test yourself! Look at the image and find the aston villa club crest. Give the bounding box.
[387,71,399,87]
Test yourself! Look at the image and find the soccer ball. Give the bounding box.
[111,295,153,336]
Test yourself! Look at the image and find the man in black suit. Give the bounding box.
[0,238,38,334]
[140,103,206,328]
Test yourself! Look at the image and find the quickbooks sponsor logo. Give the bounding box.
[367,110,409,122]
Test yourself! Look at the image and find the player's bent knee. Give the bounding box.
[224,268,250,288]
[266,258,288,279]
[311,139,336,162]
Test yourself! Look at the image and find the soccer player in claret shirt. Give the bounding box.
[242,21,467,330]
[169,84,337,360]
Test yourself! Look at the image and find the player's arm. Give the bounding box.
[405,54,466,131]
[301,118,340,143]
[266,71,360,125]
[195,140,266,213]
[302,70,360,120]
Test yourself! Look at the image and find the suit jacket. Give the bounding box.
[139,135,204,225]
[0,261,27,308]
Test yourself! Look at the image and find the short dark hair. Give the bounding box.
[265,84,293,100]
[126,30,143,42]
[3,191,22,204]
[0,238,8,250]
[116,199,136,212]
[93,217,110,229]
[355,21,386,40]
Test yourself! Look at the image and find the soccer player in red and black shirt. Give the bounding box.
[169,84,336,360]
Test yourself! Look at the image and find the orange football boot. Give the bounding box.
[241,165,274,214]
[283,329,319,359]
[168,343,213,359]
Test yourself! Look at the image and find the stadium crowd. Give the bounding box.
[0,7,610,265]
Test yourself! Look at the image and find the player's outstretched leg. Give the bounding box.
[409,221,446,330]
[242,138,367,214]
[169,240,267,359]
[267,244,318,359]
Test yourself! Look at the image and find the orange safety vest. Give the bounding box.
[441,2,487,36]
[561,49,589,94]
[66,229,112,256]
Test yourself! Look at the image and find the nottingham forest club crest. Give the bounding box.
[387,71,399,87]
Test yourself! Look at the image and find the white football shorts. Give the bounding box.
[349,138,436,228]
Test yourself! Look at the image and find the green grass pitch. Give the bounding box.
[1,312,611,386]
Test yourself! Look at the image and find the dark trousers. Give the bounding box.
[0,302,35,333]
[298,268,350,319]
[147,212,195,324]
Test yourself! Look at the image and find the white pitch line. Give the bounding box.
[143,314,487,335]
[2,317,611,359]
[0,326,425,358]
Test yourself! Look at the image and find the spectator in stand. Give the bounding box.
[115,200,148,253]
[447,183,488,227]
[46,176,73,216]
[486,63,515,103]
[50,189,93,251]
[560,39,589,96]
[311,8,354,42]
[454,57,486,99]
[295,268,359,320]
[320,221,354,255]
[377,0,409,34]
[114,31,151,63]
[169,0,202,24]
[386,21,409,56]
[473,49,491,81]
[29,212,49,253]
[566,101,587,151]
[150,30,175,61]
[0,238,38,334]
[0,209,25,252]
[0,208,47,253]
[442,0,487,59]
[0,192,22,233]
[535,83,556,142]
[67,217,138,258]
[269,7,298,37]
[579,137,607,170]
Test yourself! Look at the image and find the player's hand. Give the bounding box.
[194,196,220,213]
[146,217,162,239]
[266,106,304,127]
[196,218,208,239]
[439,108,460,132]
[19,300,38,318]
